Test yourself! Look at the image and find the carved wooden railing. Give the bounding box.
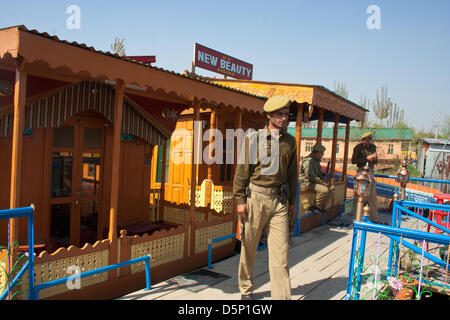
[20,239,111,299]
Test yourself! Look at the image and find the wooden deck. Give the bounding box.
[117,210,426,301]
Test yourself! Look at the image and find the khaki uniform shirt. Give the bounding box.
[233,125,297,206]
[351,142,378,170]
[298,154,324,190]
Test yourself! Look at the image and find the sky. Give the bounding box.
[1,0,449,132]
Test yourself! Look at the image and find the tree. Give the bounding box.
[387,102,406,129]
[372,85,392,127]
[439,114,450,139]
[358,95,371,128]
[111,37,126,56]
[334,81,348,99]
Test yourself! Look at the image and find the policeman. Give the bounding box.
[298,143,331,213]
[233,95,297,300]
[351,131,379,222]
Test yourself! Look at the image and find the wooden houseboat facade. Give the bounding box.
[0,25,367,299]
[0,25,267,299]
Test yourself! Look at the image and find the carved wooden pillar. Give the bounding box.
[205,109,216,205]
[207,110,216,181]
[189,99,200,225]
[108,79,125,244]
[316,107,324,144]
[341,118,351,183]
[158,138,168,218]
[330,113,339,184]
[233,109,243,178]
[9,57,27,275]
[295,103,304,170]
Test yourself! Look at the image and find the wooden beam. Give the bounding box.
[108,79,125,242]
[158,138,168,218]
[341,117,351,182]
[9,56,27,281]
[233,109,243,179]
[316,107,324,144]
[207,110,216,180]
[189,98,200,225]
[295,103,304,171]
[330,113,339,183]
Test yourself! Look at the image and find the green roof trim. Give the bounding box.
[286,127,413,140]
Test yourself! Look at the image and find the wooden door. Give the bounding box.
[48,117,105,248]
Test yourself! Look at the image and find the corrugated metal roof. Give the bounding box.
[287,127,413,140]
[422,138,450,145]
[1,25,267,100]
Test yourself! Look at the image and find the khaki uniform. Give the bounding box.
[233,125,297,300]
[351,142,378,222]
[298,154,331,209]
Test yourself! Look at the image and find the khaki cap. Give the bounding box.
[361,132,373,139]
[312,143,326,153]
[264,95,291,113]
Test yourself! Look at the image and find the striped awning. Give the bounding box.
[0,80,166,145]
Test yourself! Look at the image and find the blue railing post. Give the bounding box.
[207,233,236,269]
[387,198,398,277]
[294,180,301,237]
[392,199,404,276]
[354,216,369,300]
[0,206,35,301]
[27,205,35,300]
[144,255,152,290]
[345,226,359,300]
[208,240,213,269]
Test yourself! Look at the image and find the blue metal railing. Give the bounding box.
[293,181,329,237]
[295,208,326,237]
[207,233,236,269]
[387,199,450,278]
[345,173,450,203]
[346,220,450,300]
[1,206,152,300]
[0,206,35,300]
[29,255,152,300]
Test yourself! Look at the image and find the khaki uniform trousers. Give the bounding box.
[306,183,331,209]
[238,183,291,300]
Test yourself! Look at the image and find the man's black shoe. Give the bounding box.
[308,205,319,213]
[241,294,253,300]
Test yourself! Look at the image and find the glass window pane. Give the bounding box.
[51,152,73,198]
[50,203,71,247]
[156,145,163,183]
[83,127,102,149]
[53,126,74,148]
[81,153,101,196]
[80,201,99,245]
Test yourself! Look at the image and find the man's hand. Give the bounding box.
[237,204,247,220]
[367,152,378,161]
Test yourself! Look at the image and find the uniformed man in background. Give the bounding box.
[233,95,297,300]
[351,131,379,223]
[298,143,331,214]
